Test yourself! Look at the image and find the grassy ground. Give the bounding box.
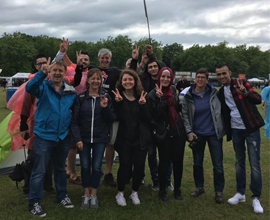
[0,88,269,220]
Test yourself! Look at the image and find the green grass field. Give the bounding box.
[0,88,269,220]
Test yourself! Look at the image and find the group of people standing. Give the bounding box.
[8,39,265,217]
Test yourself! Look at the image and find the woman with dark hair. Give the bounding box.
[112,69,152,206]
[71,68,116,209]
[147,67,186,202]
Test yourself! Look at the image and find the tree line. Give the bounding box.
[0,32,269,77]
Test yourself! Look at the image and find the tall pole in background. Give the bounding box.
[143,0,151,45]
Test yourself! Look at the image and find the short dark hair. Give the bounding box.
[34,54,47,65]
[81,51,89,56]
[196,68,209,79]
[216,63,230,70]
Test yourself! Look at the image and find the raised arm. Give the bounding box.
[26,58,52,97]
[52,37,73,66]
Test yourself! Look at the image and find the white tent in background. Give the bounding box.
[248,78,264,82]
[8,72,30,86]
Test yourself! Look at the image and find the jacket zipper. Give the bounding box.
[91,97,96,143]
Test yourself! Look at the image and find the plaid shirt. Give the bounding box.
[218,78,264,141]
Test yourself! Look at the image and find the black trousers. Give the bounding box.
[157,134,186,191]
[117,142,147,192]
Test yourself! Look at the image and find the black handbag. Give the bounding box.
[150,121,168,142]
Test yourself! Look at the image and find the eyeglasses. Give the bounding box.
[216,72,228,76]
[36,62,47,66]
[196,76,206,79]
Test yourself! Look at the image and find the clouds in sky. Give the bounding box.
[0,0,269,50]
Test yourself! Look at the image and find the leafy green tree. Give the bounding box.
[162,43,184,71]
[0,32,37,75]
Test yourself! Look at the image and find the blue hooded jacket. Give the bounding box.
[26,70,77,141]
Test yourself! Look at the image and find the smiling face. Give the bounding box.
[50,63,66,85]
[160,71,172,87]
[216,66,231,86]
[81,54,90,69]
[121,73,135,91]
[35,57,47,71]
[87,72,102,90]
[195,73,208,90]
[98,53,111,69]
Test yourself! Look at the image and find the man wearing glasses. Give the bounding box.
[182,68,225,203]
[216,64,264,214]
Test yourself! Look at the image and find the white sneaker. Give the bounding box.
[252,198,263,214]
[129,192,140,205]
[227,193,246,205]
[115,192,127,206]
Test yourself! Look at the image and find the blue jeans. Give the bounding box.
[29,135,70,204]
[192,135,224,192]
[231,129,262,198]
[148,145,173,182]
[79,142,106,189]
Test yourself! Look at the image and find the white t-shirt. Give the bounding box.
[224,85,246,129]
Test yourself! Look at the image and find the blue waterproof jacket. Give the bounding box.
[25,70,77,141]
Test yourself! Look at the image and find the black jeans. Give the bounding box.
[157,134,185,191]
[117,142,147,192]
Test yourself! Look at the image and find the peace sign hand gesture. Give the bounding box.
[100,94,108,108]
[132,45,140,60]
[60,37,69,53]
[155,83,163,98]
[76,50,84,66]
[41,57,54,75]
[112,88,123,102]
[237,78,247,94]
[138,91,147,104]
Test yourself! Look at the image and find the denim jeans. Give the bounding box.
[29,135,70,204]
[79,142,106,189]
[192,135,224,192]
[22,149,53,194]
[148,145,173,182]
[231,129,262,198]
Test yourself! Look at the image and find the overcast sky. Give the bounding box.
[0,0,269,51]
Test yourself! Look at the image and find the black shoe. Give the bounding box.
[104,173,116,187]
[215,192,223,204]
[159,190,168,202]
[29,202,46,217]
[191,187,205,197]
[174,189,182,200]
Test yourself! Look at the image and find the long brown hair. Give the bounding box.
[85,68,103,89]
[116,69,143,98]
